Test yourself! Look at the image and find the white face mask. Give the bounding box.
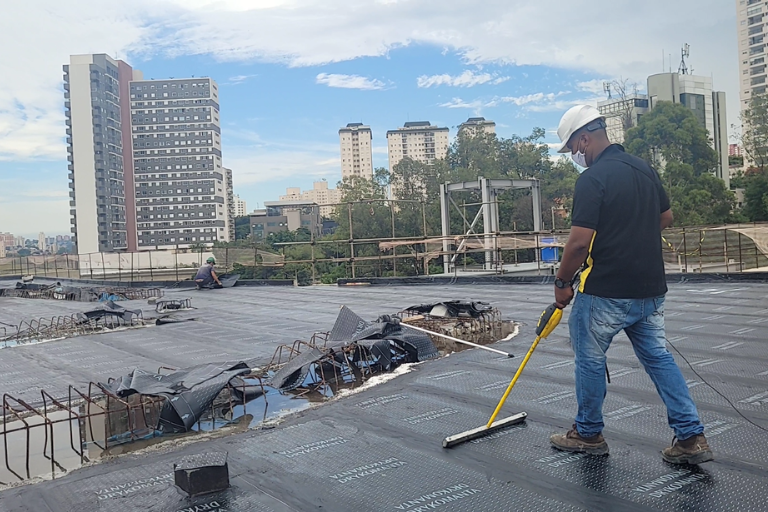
[570,138,587,167]
[571,150,587,168]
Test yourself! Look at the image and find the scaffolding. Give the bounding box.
[440,177,543,273]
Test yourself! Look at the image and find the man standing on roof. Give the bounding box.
[548,105,712,465]
[195,257,222,289]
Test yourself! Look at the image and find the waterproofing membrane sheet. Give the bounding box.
[404,300,493,318]
[3,283,768,512]
[329,305,439,361]
[268,347,327,391]
[218,274,240,288]
[79,300,141,323]
[104,362,250,432]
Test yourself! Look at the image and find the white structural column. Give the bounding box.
[440,183,451,274]
[439,177,543,274]
[68,55,99,254]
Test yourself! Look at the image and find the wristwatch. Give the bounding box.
[554,277,571,289]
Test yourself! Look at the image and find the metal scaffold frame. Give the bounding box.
[439,177,542,273]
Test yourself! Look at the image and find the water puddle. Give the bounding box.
[0,383,342,486]
[0,319,519,487]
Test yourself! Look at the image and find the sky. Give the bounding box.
[0,0,739,238]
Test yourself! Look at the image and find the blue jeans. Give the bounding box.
[568,292,704,440]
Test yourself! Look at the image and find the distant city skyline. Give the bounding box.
[0,1,740,234]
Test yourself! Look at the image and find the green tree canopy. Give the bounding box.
[739,93,768,172]
[625,101,736,226]
[234,216,250,240]
[742,169,768,221]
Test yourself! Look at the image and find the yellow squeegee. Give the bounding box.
[442,303,563,448]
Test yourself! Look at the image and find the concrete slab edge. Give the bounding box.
[337,272,768,286]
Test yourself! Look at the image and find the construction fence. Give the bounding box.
[0,223,766,283]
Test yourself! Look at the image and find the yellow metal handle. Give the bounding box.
[486,335,542,427]
[485,304,563,428]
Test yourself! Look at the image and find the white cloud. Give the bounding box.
[0,1,152,161]
[0,0,738,163]
[576,79,608,95]
[223,130,340,185]
[315,73,386,90]
[0,173,71,234]
[417,70,509,88]
[499,92,568,106]
[438,98,491,110]
[224,74,256,85]
[439,91,582,113]
[0,0,740,232]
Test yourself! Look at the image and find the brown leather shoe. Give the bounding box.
[662,434,713,465]
[550,425,609,455]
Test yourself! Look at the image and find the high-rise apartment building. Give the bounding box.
[130,77,231,249]
[339,123,373,180]
[65,54,142,254]
[596,72,729,188]
[386,121,450,171]
[0,232,14,247]
[737,0,767,110]
[234,194,247,217]
[280,181,342,217]
[647,73,729,188]
[224,167,235,241]
[458,117,496,137]
[66,55,234,252]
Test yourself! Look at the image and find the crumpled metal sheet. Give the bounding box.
[77,300,141,323]
[103,362,251,433]
[330,306,438,362]
[354,338,393,371]
[404,300,493,318]
[268,347,328,391]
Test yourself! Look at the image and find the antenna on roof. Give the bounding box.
[603,82,612,99]
[679,44,690,75]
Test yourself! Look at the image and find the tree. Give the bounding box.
[625,101,735,225]
[390,157,448,203]
[605,78,642,140]
[234,216,250,240]
[266,227,312,247]
[738,93,768,172]
[737,93,768,220]
[332,175,392,241]
[743,169,768,221]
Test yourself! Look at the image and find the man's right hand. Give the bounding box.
[555,285,574,309]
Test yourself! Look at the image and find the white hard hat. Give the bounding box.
[556,105,605,153]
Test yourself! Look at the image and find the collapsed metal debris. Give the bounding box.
[403,300,494,318]
[0,303,492,484]
[0,301,145,348]
[104,362,256,434]
[267,306,439,393]
[400,301,513,352]
[154,298,194,314]
[0,281,163,302]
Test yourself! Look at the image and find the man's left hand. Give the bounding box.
[555,285,574,309]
